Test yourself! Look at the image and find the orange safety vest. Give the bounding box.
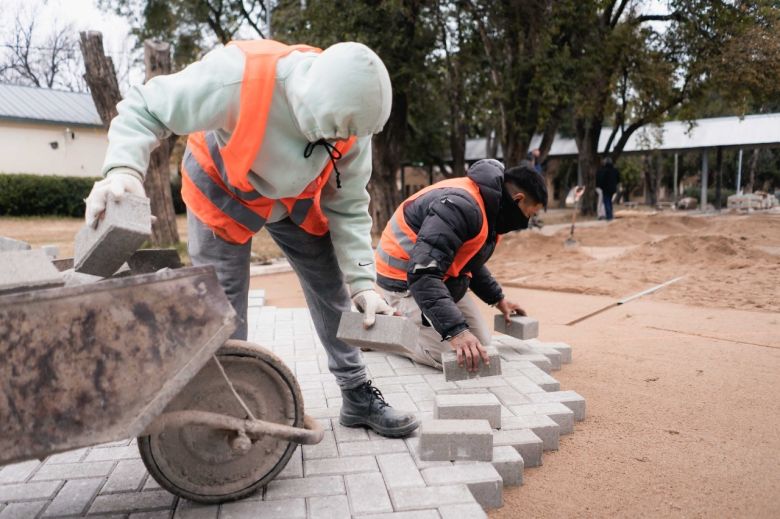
[375,177,489,282]
[180,39,356,244]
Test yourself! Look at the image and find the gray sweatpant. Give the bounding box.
[187,210,368,389]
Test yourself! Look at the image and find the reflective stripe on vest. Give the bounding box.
[179,39,356,244]
[375,177,489,282]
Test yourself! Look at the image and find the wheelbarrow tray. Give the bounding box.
[0,265,237,465]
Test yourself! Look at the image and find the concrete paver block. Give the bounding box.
[360,511,439,519]
[434,393,501,429]
[509,403,575,435]
[418,419,493,462]
[547,342,573,364]
[0,501,47,519]
[41,477,102,517]
[501,414,560,451]
[389,484,477,511]
[518,368,560,391]
[0,249,63,294]
[421,463,503,509]
[40,245,58,259]
[0,480,60,501]
[530,347,562,370]
[336,312,417,351]
[220,498,306,519]
[492,428,543,468]
[528,390,587,421]
[0,237,31,252]
[488,446,523,487]
[265,475,344,500]
[304,455,378,477]
[377,453,426,489]
[493,315,538,340]
[488,386,532,407]
[439,503,488,519]
[345,472,393,515]
[88,490,174,515]
[442,346,502,382]
[74,193,151,277]
[308,495,351,519]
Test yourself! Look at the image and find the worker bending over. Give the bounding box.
[84,39,418,438]
[375,160,548,371]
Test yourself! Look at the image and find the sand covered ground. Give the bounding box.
[490,211,780,313]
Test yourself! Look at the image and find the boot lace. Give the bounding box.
[363,380,389,409]
[304,139,344,189]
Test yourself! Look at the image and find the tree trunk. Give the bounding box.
[143,40,179,247]
[79,31,121,125]
[368,93,406,236]
[642,154,658,206]
[574,116,601,215]
[747,148,760,193]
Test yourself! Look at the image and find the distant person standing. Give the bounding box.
[526,148,543,175]
[596,157,620,221]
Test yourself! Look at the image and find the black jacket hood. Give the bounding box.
[466,159,529,234]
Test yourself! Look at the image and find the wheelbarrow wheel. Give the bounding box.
[137,340,304,503]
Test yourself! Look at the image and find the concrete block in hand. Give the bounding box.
[74,193,151,277]
[419,419,493,462]
[442,346,501,382]
[434,393,501,429]
[336,312,417,351]
[489,445,523,486]
[494,314,539,340]
[0,237,31,252]
[0,249,63,294]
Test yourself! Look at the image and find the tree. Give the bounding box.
[273,0,439,233]
[80,31,179,247]
[0,9,84,91]
[99,0,272,67]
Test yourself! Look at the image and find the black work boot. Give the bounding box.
[340,380,419,438]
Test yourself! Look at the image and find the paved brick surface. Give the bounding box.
[0,297,583,516]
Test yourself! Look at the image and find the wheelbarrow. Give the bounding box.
[0,264,323,503]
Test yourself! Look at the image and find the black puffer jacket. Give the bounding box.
[377,159,527,340]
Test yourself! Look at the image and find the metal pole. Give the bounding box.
[673,153,679,201]
[266,2,272,38]
[736,148,743,195]
[701,150,708,210]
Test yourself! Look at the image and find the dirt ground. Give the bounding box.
[253,210,780,518]
[3,209,779,517]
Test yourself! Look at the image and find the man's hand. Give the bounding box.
[85,172,146,228]
[352,289,395,328]
[448,330,490,372]
[496,298,526,324]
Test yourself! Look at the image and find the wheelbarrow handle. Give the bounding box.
[142,410,325,446]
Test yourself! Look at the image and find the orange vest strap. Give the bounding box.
[221,40,321,192]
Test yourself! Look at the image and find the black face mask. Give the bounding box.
[495,188,529,234]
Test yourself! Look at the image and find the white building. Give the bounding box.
[0,84,107,177]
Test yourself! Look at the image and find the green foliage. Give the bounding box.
[0,173,188,217]
[0,174,98,217]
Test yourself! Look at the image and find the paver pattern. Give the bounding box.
[0,290,584,518]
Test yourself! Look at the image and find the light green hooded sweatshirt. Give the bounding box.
[102,41,393,295]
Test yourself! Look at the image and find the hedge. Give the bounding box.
[0,173,186,217]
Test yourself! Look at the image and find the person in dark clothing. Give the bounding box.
[374,160,548,371]
[596,157,620,220]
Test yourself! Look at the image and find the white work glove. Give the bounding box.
[85,172,146,228]
[352,289,395,328]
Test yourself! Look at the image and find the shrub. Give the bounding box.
[0,173,99,217]
[0,173,187,217]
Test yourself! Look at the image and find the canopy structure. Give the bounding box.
[466,113,780,207]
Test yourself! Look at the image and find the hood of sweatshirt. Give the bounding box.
[285,42,392,141]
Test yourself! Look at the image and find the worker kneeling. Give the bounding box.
[376,160,547,371]
[84,39,418,438]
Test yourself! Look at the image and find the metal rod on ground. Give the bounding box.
[566,276,686,326]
